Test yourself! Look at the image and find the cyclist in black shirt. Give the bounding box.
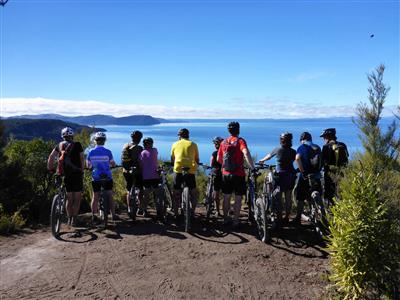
[47,127,84,227]
[259,132,296,225]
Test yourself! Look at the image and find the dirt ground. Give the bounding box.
[0,208,330,300]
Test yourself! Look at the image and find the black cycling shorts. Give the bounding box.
[123,172,143,191]
[92,180,113,192]
[143,178,161,189]
[222,174,246,196]
[212,173,222,192]
[295,175,321,201]
[173,173,196,190]
[64,174,83,193]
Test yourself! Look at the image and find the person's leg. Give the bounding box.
[233,194,242,223]
[284,189,293,221]
[223,194,231,219]
[66,192,74,224]
[91,192,100,215]
[213,191,221,215]
[72,191,82,217]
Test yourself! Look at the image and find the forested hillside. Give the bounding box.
[2,118,105,141]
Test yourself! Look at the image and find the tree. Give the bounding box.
[354,64,400,171]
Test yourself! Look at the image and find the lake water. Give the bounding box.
[98,118,393,164]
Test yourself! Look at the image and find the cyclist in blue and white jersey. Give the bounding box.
[86,132,117,222]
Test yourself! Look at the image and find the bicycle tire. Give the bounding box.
[310,192,326,239]
[254,197,264,240]
[182,187,191,232]
[247,183,256,224]
[129,187,137,221]
[50,194,63,238]
[156,188,166,221]
[164,185,172,212]
[205,180,214,220]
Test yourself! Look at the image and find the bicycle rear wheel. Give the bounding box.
[128,187,137,221]
[310,192,326,239]
[50,194,63,238]
[164,185,172,212]
[255,197,269,243]
[205,181,214,220]
[182,187,191,232]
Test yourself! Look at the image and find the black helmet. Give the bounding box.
[178,128,189,138]
[320,128,336,138]
[143,137,154,146]
[212,136,223,145]
[280,132,293,141]
[300,132,312,141]
[280,132,293,147]
[130,130,143,142]
[227,121,240,131]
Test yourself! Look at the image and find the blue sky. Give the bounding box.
[0,0,399,118]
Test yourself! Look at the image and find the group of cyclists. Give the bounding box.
[47,121,348,232]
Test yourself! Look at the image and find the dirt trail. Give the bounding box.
[0,209,329,299]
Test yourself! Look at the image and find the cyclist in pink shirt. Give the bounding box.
[139,137,161,218]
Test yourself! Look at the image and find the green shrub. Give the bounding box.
[0,204,26,235]
[328,168,400,299]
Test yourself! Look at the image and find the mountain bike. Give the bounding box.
[298,173,327,239]
[246,166,261,224]
[97,176,112,228]
[201,164,216,220]
[155,162,173,222]
[254,164,277,243]
[50,175,67,239]
[127,166,140,221]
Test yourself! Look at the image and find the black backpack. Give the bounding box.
[329,141,348,167]
[308,143,322,173]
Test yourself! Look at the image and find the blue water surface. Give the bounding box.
[96,118,393,164]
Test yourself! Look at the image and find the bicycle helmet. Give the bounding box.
[320,128,336,138]
[280,132,293,147]
[143,137,154,146]
[130,130,143,142]
[177,128,189,138]
[94,131,106,141]
[300,132,312,141]
[227,121,240,131]
[61,127,74,138]
[212,136,223,144]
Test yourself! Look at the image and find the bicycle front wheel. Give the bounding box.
[182,187,191,232]
[205,181,214,220]
[50,194,63,238]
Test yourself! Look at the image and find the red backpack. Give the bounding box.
[56,142,75,175]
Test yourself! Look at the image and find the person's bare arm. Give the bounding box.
[110,159,116,168]
[47,149,58,171]
[80,152,85,171]
[243,148,255,170]
[259,153,272,164]
[295,153,304,173]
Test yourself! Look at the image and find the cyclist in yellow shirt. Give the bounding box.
[171,128,199,221]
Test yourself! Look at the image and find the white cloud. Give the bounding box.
[0,97,397,119]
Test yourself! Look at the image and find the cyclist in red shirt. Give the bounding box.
[217,122,255,228]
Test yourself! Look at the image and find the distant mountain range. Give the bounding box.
[2,118,105,141]
[9,114,165,126]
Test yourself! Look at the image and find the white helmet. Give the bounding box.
[61,127,74,138]
[94,131,106,141]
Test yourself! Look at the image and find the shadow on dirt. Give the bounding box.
[269,224,329,259]
[57,228,98,243]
